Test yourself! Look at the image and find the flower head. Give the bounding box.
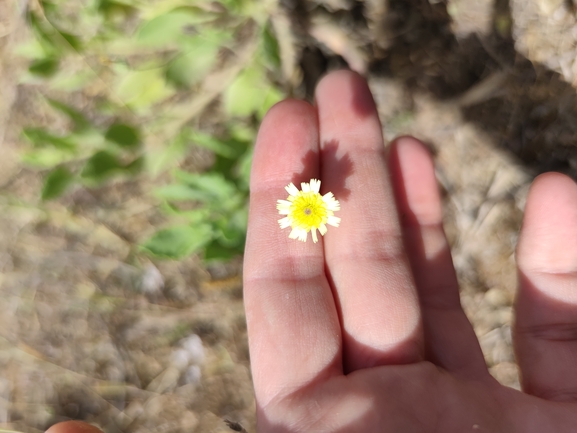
[276,179,341,243]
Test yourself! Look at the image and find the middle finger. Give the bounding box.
[316,70,423,371]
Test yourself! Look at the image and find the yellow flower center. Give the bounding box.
[291,191,327,230]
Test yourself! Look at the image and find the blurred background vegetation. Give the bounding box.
[1,1,297,429]
[20,0,286,262]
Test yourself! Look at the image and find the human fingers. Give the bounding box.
[45,421,103,433]
[243,100,342,410]
[316,70,423,371]
[388,137,488,378]
[515,172,577,401]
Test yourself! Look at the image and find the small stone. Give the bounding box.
[182,365,202,385]
[181,334,205,365]
[170,348,190,371]
[139,263,164,294]
[484,287,509,307]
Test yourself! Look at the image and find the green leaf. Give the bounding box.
[229,122,256,142]
[97,0,137,20]
[236,146,253,189]
[180,208,212,223]
[211,155,236,181]
[29,57,60,77]
[165,40,218,88]
[215,221,245,247]
[150,128,190,175]
[165,30,231,88]
[49,69,96,92]
[214,205,248,247]
[59,32,82,51]
[218,0,249,13]
[155,184,210,201]
[160,205,211,223]
[262,21,281,69]
[142,224,213,259]
[223,65,283,117]
[189,131,239,158]
[232,204,249,229]
[137,8,212,47]
[81,151,142,182]
[27,9,81,53]
[14,38,45,59]
[174,171,237,202]
[259,85,284,119]
[27,11,58,53]
[23,127,76,151]
[47,99,90,132]
[39,0,56,14]
[105,122,141,148]
[22,148,75,168]
[81,150,123,182]
[115,67,174,109]
[42,166,74,200]
[203,239,241,262]
[124,155,145,174]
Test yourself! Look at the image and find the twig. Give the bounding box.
[224,419,248,433]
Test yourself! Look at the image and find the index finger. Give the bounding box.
[316,71,423,371]
[243,100,342,407]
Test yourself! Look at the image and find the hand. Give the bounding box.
[45,70,577,433]
[243,69,577,432]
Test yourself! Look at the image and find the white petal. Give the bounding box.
[277,199,292,207]
[310,179,321,193]
[327,216,341,227]
[327,202,340,212]
[279,217,291,228]
[286,183,299,196]
[276,200,292,214]
[289,228,300,239]
[318,223,328,235]
[311,228,318,243]
[301,181,310,193]
[290,227,307,241]
[323,194,340,211]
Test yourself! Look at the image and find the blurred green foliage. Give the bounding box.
[20,0,285,261]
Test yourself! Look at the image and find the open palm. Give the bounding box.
[243,70,577,432]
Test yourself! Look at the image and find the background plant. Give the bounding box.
[20,0,286,261]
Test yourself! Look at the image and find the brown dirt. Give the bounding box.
[2,0,577,431]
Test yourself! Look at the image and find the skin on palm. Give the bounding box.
[44,71,577,433]
[244,70,577,433]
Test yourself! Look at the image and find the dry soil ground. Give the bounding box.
[2,0,577,432]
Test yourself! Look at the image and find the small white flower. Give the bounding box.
[276,179,340,243]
